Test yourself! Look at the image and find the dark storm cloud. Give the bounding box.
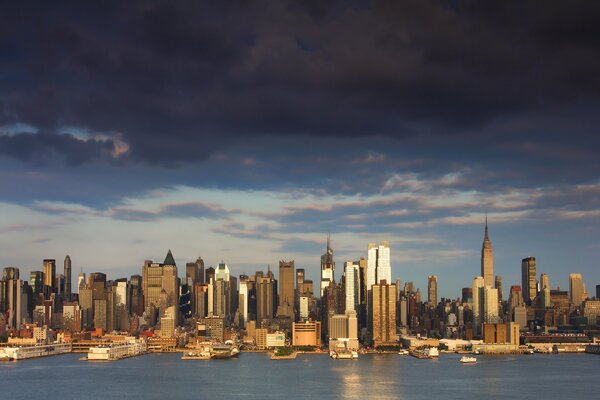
[1,0,600,167]
[0,131,116,165]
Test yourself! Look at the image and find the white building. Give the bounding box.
[472,276,485,336]
[344,261,360,312]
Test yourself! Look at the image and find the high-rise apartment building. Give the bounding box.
[521,257,537,305]
[481,218,494,287]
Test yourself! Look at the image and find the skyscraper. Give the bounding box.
[320,234,335,297]
[239,275,249,327]
[428,275,438,305]
[256,274,275,326]
[481,217,494,287]
[43,259,56,294]
[371,280,396,346]
[483,286,499,323]
[344,261,360,312]
[495,275,503,303]
[29,271,44,296]
[472,276,485,336]
[569,273,585,307]
[3,267,23,329]
[64,255,72,301]
[277,260,295,319]
[141,250,179,325]
[521,257,537,305]
[367,241,391,291]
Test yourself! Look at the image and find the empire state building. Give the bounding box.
[481,217,494,287]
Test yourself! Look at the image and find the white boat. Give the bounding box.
[460,356,477,364]
[411,347,440,359]
[397,349,409,356]
[330,349,358,360]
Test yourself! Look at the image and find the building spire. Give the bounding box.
[326,231,331,251]
[484,212,489,241]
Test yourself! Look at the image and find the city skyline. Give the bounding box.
[4,221,596,301]
[1,2,599,298]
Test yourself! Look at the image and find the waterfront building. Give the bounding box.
[483,323,507,344]
[320,234,335,297]
[481,217,494,287]
[266,332,286,348]
[277,260,295,319]
[569,273,585,307]
[64,255,72,301]
[582,300,600,325]
[428,275,438,305]
[521,257,537,305]
[198,316,225,342]
[506,321,520,345]
[255,328,267,349]
[329,314,348,339]
[292,321,321,347]
[371,280,396,346]
[158,306,176,337]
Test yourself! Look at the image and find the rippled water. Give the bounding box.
[1,352,598,399]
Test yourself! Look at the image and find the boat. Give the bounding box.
[329,348,358,360]
[460,356,477,364]
[211,343,240,359]
[181,350,212,360]
[410,347,440,359]
[397,349,409,356]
